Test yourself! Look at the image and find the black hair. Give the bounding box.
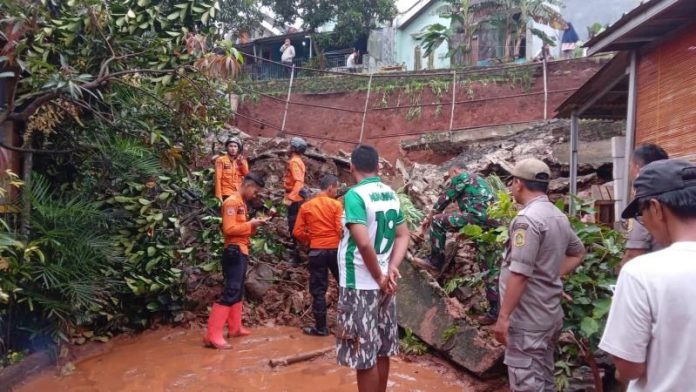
[243,172,265,188]
[633,144,668,167]
[450,160,467,170]
[320,174,339,190]
[520,178,549,193]
[351,145,379,173]
[639,187,696,219]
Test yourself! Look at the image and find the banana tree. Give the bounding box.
[472,0,565,60]
[415,0,481,67]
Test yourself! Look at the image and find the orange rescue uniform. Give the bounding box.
[215,155,249,199]
[221,193,255,255]
[293,193,343,249]
[283,153,306,202]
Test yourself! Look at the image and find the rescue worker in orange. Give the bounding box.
[214,138,249,201]
[293,174,343,336]
[284,137,308,264]
[204,173,268,350]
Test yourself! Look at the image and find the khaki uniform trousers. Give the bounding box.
[504,319,563,392]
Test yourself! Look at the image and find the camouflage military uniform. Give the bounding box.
[429,171,495,261]
[428,171,498,315]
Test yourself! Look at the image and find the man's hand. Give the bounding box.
[377,274,393,294]
[282,197,292,206]
[492,315,510,346]
[249,217,269,228]
[387,265,401,292]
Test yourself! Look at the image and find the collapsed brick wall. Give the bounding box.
[235,58,605,162]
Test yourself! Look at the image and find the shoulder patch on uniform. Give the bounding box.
[513,229,526,247]
[226,207,235,216]
[513,222,529,230]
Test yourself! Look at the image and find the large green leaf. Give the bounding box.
[580,316,599,338]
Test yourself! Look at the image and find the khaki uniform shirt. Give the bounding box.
[499,195,585,331]
[626,219,662,252]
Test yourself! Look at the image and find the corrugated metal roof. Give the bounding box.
[585,0,696,55]
[555,53,629,119]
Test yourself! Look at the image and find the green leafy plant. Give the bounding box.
[555,196,622,391]
[397,190,425,231]
[443,277,466,295]
[400,328,429,355]
[0,350,26,369]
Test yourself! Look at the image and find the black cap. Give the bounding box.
[621,159,696,219]
[244,172,266,188]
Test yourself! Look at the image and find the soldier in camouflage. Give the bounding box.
[412,161,499,323]
[414,162,495,269]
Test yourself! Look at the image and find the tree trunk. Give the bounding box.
[311,36,325,70]
[501,19,510,60]
[451,32,466,66]
[20,148,32,241]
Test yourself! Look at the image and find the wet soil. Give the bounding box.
[18,326,507,392]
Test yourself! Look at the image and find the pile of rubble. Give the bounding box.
[192,130,399,329]
[189,124,616,378]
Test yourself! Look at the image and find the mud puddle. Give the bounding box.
[18,326,505,391]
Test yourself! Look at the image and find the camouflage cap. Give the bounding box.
[504,158,551,183]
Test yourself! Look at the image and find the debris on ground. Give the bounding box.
[189,122,618,379]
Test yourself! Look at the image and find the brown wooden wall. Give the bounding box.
[635,22,696,162]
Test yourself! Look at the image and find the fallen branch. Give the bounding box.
[268,346,334,368]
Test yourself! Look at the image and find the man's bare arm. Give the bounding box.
[389,224,409,270]
[612,356,647,382]
[560,251,586,276]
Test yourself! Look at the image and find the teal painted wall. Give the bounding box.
[396,1,450,70]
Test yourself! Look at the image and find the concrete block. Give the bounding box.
[397,260,504,377]
[612,136,626,158]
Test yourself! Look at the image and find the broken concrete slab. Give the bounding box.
[397,259,504,377]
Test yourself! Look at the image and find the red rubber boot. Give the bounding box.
[228,302,251,337]
[203,303,233,349]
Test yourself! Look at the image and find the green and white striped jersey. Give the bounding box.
[338,176,405,290]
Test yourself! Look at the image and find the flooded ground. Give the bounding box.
[19,326,507,392]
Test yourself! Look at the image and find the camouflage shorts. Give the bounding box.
[335,288,398,370]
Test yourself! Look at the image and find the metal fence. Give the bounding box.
[241,58,307,81]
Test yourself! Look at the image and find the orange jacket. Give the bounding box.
[284,153,306,202]
[292,193,343,249]
[215,155,249,199]
[221,193,255,255]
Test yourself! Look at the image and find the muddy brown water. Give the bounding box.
[19,326,505,391]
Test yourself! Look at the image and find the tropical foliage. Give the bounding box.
[416,0,482,67]
[0,0,238,356]
[417,0,566,65]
